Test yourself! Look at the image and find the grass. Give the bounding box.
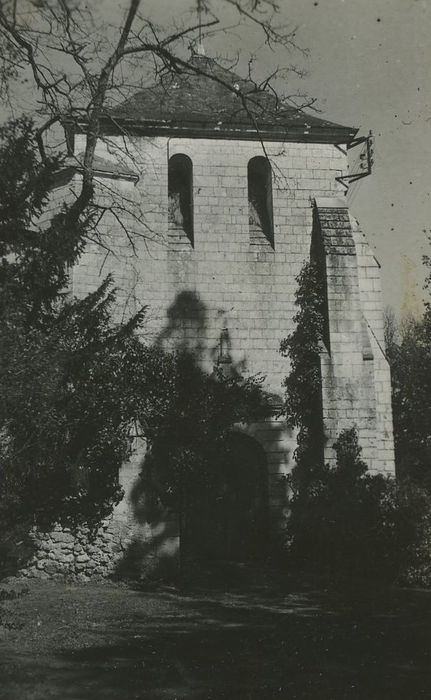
[1,572,431,699]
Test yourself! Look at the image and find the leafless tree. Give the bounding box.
[0,0,313,244]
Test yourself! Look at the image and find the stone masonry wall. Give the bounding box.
[315,198,395,473]
[69,136,348,539]
[351,214,395,471]
[21,134,395,578]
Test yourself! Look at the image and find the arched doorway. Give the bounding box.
[182,433,269,562]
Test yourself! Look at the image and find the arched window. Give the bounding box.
[247,156,273,247]
[168,154,193,246]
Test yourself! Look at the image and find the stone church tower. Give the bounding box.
[26,56,395,579]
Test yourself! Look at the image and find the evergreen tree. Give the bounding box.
[0,118,150,531]
[0,119,271,549]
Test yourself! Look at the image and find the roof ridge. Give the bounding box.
[102,54,358,142]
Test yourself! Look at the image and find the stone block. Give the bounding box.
[76,553,90,564]
[50,531,75,545]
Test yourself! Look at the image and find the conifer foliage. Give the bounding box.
[0,118,149,531]
[385,282,431,492]
[280,260,325,486]
[0,120,271,549]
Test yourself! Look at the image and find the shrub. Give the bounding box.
[395,480,431,587]
[286,427,400,582]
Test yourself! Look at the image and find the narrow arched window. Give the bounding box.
[168,154,193,247]
[248,156,273,247]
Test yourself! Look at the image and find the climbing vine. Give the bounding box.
[281,261,399,578]
[280,260,326,487]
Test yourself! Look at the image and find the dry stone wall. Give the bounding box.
[21,523,129,581]
[19,444,180,581]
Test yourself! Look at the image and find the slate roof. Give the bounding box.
[103,55,357,144]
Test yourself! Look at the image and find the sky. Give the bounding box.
[133,0,431,316]
[93,0,431,314]
[274,0,431,318]
[7,0,431,315]
[213,0,431,317]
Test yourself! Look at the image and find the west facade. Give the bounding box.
[22,57,395,579]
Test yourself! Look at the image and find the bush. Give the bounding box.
[286,426,431,585]
[281,261,431,586]
[395,480,431,587]
[286,427,400,582]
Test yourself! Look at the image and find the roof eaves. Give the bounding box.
[90,116,358,145]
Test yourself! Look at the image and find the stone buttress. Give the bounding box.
[313,198,395,473]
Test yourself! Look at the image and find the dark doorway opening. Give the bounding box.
[182,433,269,563]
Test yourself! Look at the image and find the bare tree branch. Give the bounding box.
[0,0,313,251]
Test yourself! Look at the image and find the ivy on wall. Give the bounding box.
[280,260,326,489]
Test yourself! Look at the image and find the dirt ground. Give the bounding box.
[1,572,431,699]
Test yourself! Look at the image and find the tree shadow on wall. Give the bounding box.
[114,290,288,581]
[155,290,248,376]
[155,290,208,361]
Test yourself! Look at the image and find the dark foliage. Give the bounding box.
[280,260,325,486]
[279,260,431,583]
[0,119,152,531]
[382,252,431,585]
[0,120,272,550]
[394,479,431,586]
[385,312,431,491]
[138,352,272,514]
[286,427,399,581]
